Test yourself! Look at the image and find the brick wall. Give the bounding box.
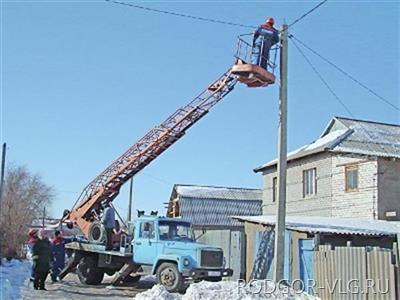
[378,158,400,221]
[260,152,381,219]
[331,154,377,219]
[262,152,333,216]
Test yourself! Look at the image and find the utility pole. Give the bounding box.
[42,206,46,228]
[273,23,288,282]
[127,178,133,222]
[0,143,6,205]
[0,143,5,264]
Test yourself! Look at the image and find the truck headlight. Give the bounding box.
[183,258,190,267]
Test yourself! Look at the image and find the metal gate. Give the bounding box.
[314,246,397,300]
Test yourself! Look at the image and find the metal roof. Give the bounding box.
[171,185,262,227]
[234,215,400,236]
[255,116,400,172]
[175,185,262,201]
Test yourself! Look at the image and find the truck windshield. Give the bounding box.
[158,221,194,241]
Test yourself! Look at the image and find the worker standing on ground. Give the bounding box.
[101,202,115,251]
[32,229,52,290]
[50,230,65,282]
[251,17,279,70]
[26,228,39,282]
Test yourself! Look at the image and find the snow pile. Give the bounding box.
[135,284,181,300]
[0,259,31,300]
[134,281,319,300]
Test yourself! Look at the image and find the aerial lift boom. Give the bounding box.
[63,34,277,239]
[64,69,237,237]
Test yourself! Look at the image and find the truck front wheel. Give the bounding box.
[77,256,104,285]
[156,262,184,293]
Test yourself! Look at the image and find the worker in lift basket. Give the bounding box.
[101,202,115,251]
[251,17,279,70]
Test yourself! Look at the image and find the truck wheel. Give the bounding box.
[77,256,104,285]
[88,221,106,244]
[156,263,185,293]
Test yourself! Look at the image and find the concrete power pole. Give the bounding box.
[273,23,288,282]
[127,178,133,222]
[0,142,6,205]
[0,143,6,264]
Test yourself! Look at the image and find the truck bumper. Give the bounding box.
[182,268,233,279]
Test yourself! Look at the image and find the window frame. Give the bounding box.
[272,177,277,202]
[345,165,359,192]
[302,168,317,198]
[139,221,155,239]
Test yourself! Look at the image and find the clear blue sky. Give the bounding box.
[2,0,399,218]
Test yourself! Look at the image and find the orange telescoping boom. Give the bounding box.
[63,34,277,238]
[63,69,237,238]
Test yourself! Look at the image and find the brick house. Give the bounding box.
[254,116,400,221]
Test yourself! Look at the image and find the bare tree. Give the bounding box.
[0,164,55,258]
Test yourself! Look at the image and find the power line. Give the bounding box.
[288,0,328,28]
[289,35,355,118]
[106,0,328,32]
[290,34,399,112]
[289,36,391,157]
[105,0,255,29]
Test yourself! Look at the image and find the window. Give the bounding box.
[272,177,277,202]
[303,168,316,197]
[158,221,194,241]
[345,165,358,191]
[139,221,155,239]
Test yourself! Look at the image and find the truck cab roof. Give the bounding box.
[136,215,190,224]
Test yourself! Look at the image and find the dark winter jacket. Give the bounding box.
[51,236,66,270]
[32,238,53,273]
[101,206,115,229]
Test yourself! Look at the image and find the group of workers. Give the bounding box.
[26,202,117,291]
[27,229,67,290]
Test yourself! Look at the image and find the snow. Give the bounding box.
[175,185,262,201]
[0,259,31,300]
[134,281,319,300]
[258,129,349,169]
[234,215,400,236]
[135,284,181,300]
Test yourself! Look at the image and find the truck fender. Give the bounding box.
[152,255,181,274]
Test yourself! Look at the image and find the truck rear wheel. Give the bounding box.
[88,221,106,244]
[77,256,104,285]
[156,262,184,293]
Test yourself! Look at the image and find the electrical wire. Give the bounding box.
[289,35,355,118]
[289,36,392,157]
[290,34,399,112]
[106,0,328,32]
[105,0,255,29]
[287,0,328,28]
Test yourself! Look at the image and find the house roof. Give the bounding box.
[169,184,262,227]
[234,215,400,236]
[255,116,400,172]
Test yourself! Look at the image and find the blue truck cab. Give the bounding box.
[132,216,233,292]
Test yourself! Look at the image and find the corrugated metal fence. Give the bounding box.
[314,245,397,299]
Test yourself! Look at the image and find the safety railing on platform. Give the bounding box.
[234,34,279,74]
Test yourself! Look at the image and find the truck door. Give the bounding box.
[133,221,159,265]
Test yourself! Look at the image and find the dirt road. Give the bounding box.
[20,273,155,299]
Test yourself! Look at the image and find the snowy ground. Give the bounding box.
[135,281,320,300]
[0,259,155,300]
[1,260,319,300]
[0,259,31,300]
